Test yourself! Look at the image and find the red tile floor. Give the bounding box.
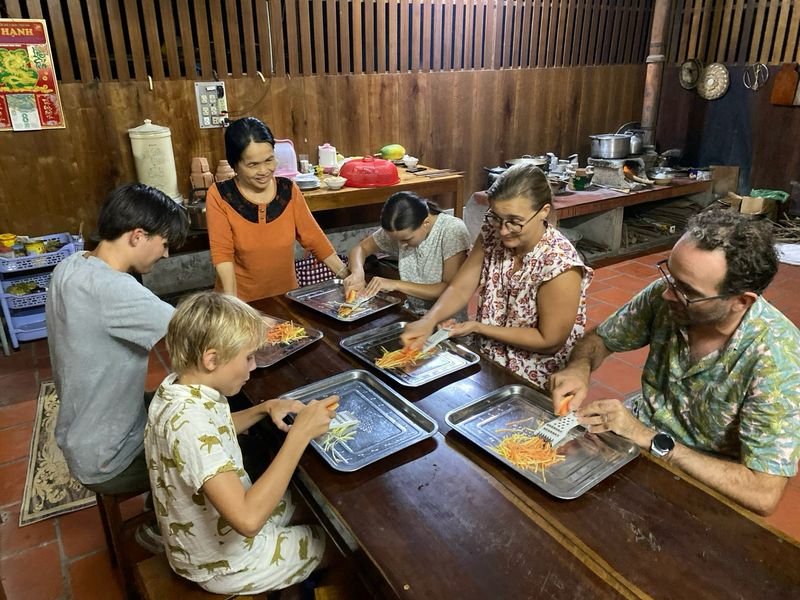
[1,250,799,598]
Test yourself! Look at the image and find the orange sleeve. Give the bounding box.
[292,185,336,260]
[205,184,236,265]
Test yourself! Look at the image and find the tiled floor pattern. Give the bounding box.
[1,250,798,598]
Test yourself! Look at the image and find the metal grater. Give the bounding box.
[329,410,359,430]
[533,412,581,447]
[422,328,451,353]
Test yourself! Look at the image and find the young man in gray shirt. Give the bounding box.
[46,184,188,545]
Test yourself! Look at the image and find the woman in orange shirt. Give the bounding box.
[206,117,348,301]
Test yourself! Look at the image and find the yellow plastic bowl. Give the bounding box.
[0,233,16,248]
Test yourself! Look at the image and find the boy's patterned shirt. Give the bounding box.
[597,280,800,476]
[144,374,264,581]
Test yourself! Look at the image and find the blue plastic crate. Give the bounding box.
[2,272,51,309]
[0,233,81,273]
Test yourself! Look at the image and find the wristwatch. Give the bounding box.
[649,432,675,458]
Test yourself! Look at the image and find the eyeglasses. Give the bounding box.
[655,259,731,306]
[485,207,542,233]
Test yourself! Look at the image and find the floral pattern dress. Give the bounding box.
[476,222,592,388]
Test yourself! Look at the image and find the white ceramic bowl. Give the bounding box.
[324,176,346,190]
[404,157,419,169]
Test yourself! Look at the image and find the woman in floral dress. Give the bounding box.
[401,164,592,388]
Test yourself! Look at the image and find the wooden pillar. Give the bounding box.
[641,0,673,150]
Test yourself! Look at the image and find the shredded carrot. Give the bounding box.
[266,321,308,345]
[374,346,436,370]
[490,432,565,481]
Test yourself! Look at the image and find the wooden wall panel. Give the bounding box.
[0,66,646,235]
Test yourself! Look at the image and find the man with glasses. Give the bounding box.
[550,209,799,515]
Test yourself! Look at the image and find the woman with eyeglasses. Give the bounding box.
[343,191,471,315]
[401,163,593,389]
[206,117,347,301]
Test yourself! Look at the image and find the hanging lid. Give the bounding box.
[128,119,170,138]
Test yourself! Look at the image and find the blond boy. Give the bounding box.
[144,292,337,594]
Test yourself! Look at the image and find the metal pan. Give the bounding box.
[340,321,480,387]
[280,370,438,472]
[285,279,401,322]
[254,315,323,368]
[445,385,639,499]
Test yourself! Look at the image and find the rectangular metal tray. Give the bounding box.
[445,385,639,499]
[280,370,438,472]
[254,315,323,368]
[285,279,401,322]
[340,321,480,387]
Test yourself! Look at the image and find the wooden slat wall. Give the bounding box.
[669,0,799,65]
[6,0,798,83]
[4,0,659,84]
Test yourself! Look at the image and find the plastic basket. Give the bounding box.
[0,233,81,273]
[8,309,47,342]
[2,272,51,309]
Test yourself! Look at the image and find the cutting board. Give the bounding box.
[770,63,798,106]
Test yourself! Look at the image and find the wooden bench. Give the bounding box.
[135,553,277,599]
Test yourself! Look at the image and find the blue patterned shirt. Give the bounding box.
[597,280,800,477]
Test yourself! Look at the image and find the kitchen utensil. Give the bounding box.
[323,176,346,190]
[652,174,674,185]
[403,155,419,169]
[679,59,703,89]
[186,199,207,229]
[743,63,769,91]
[697,63,730,100]
[625,131,643,154]
[294,173,320,190]
[589,134,632,159]
[570,170,593,191]
[445,385,639,500]
[422,327,451,353]
[279,370,438,472]
[340,322,479,387]
[318,143,337,168]
[286,279,401,321]
[533,412,581,447]
[548,177,568,195]
[770,63,799,106]
[254,315,323,368]
[339,156,400,187]
[274,139,299,178]
[504,155,549,169]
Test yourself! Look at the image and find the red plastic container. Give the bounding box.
[339,156,399,187]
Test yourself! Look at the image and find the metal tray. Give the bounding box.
[280,370,438,472]
[340,321,480,387]
[445,385,639,499]
[254,315,323,368]
[285,279,401,322]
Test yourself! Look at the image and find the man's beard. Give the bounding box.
[667,300,731,327]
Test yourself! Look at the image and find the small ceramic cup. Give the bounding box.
[404,156,419,169]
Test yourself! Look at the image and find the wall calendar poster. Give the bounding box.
[0,19,65,131]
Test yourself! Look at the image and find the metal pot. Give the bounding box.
[186,200,207,229]
[589,134,632,159]
[504,154,549,169]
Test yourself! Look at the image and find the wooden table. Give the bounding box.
[243,295,800,599]
[303,166,465,218]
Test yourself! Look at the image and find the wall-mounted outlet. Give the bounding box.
[194,82,228,129]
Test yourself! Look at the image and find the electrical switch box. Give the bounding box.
[194,82,228,129]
